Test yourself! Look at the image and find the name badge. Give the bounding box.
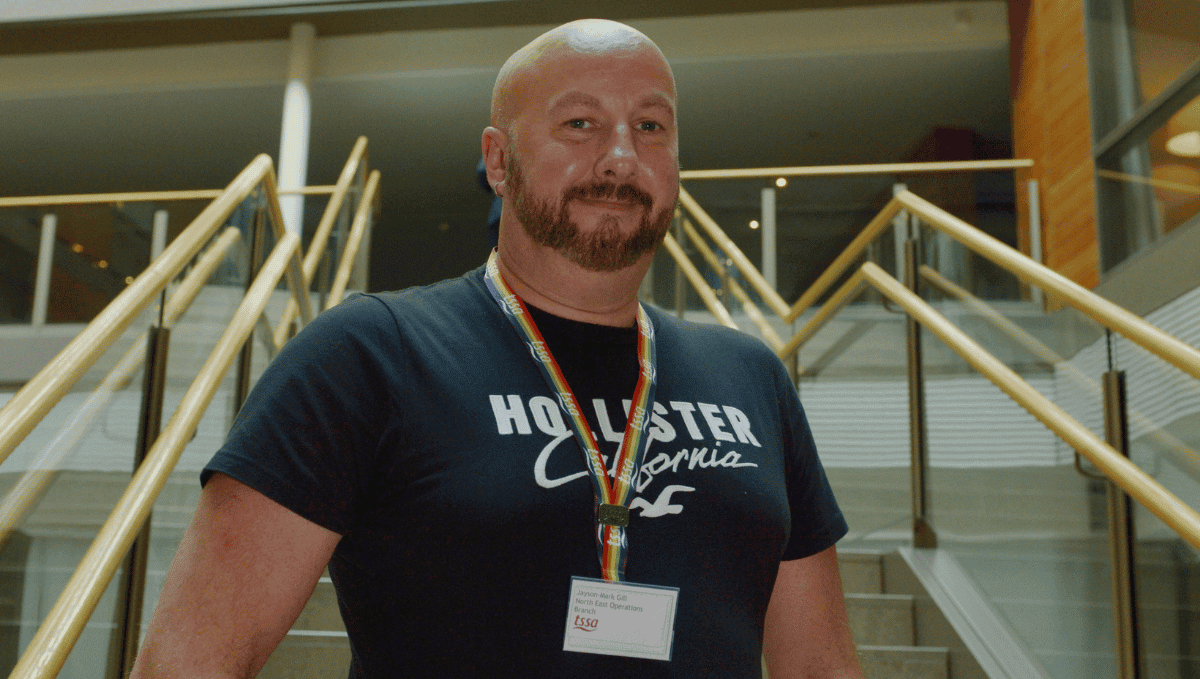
[563,576,679,661]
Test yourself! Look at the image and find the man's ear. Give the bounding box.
[481,127,509,197]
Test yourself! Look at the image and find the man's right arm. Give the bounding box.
[130,473,342,679]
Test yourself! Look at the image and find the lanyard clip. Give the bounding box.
[597,504,630,527]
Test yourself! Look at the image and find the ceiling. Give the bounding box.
[0,1,1012,293]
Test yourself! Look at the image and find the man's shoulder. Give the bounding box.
[343,266,490,329]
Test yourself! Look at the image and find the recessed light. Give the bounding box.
[1166,131,1200,157]
[749,220,760,229]
[775,178,787,188]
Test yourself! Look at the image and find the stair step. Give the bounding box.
[290,579,344,631]
[838,549,884,594]
[857,645,949,679]
[258,631,351,679]
[846,593,915,646]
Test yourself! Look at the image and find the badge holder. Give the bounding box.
[563,576,678,661]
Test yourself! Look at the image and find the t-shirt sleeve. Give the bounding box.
[775,362,848,561]
[202,293,400,536]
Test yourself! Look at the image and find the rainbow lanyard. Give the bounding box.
[483,252,657,582]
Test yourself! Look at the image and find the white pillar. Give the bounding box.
[32,214,57,328]
[278,22,315,236]
[761,187,777,292]
[151,210,169,261]
[1027,179,1044,307]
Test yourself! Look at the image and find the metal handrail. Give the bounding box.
[4,145,376,677]
[273,136,369,347]
[326,170,381,310]
[0,155,311,469]
[0,227,243,552]
[0,185,337,209]
[661,233,737,329]
[664,186,1200,550]
[856,262,1200,551]
[9,229,304,679]
[896,190,1200,384]
[677,187,791,319]
[679,158,1033,181]
[679,219,783,351]
[919,265,1200,483]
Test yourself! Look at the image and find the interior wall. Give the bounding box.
[1011,0,1100,288]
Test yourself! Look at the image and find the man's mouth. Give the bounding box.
[565,182,655,212]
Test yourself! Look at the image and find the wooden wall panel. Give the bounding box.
[1011,0,1100,288]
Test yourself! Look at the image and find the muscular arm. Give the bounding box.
[131,473,342,679]
[763,546,864,679]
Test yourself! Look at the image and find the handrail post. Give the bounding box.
[673,210,685,319]
[719,257,731,307]
[1104,370,1142,679]
[106,324,170,679]
[234,198,267,414]
[905,238,937,548]
[32,214,57,328]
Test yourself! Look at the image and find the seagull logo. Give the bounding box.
[629,485,695,518]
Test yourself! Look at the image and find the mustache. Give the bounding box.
[563,182,654,209]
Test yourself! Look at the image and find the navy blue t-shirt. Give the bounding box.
[203,266,847,678]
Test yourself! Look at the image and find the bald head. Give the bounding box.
[491,19,675,132]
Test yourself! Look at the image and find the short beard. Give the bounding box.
[507,153,676,272]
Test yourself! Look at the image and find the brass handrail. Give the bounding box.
[274,136,369,347]
[677,187,791,319]
[0,156,276,468]
[9,230,304,679]
[0,227,244,552]
[661,233,737,329]
[327,170,381,310]
[679,158,1033,180]
[1097,169,1200,196]
[919,265,1200,483]
[896,190,1200,384]
[0,185,338,208]
[680,219,783,351]
[856,261,1200,550]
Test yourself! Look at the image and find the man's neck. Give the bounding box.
[494,235,650,328]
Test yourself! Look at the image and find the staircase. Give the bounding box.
[841,549,955,679]
[262,547,968,678]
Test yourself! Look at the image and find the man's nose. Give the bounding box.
[595,124,636,181]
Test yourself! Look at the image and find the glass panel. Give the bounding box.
[138,217,254,654]
[0,208,40,324]
[915,216,1120,678]
[1086,0,1200,138]
[796,283,913,550]
[1127,3,1200,107]
[1109,294,1200,678]
[1096,93,1200,270]
[0,190,265,674]
[0,302,159,675]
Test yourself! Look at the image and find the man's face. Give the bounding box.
[505,45,679,272]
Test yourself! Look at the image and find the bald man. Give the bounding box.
[132,20,861,679]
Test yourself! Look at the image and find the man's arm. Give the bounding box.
[763,545,864,679]
[131,473,342,679]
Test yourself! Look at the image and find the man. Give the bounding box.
[132,19,861,679]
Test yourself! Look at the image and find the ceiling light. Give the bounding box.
[749,220,760,229]
[125,276,134,285]
[1167,131,1200,157]
[71,243,83,253]
[775,178,787,188]
[97,260,108,269]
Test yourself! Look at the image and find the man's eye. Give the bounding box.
[566,119,589,129]
[638,121,663,132]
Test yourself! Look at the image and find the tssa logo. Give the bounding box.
[573,615,599,632]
